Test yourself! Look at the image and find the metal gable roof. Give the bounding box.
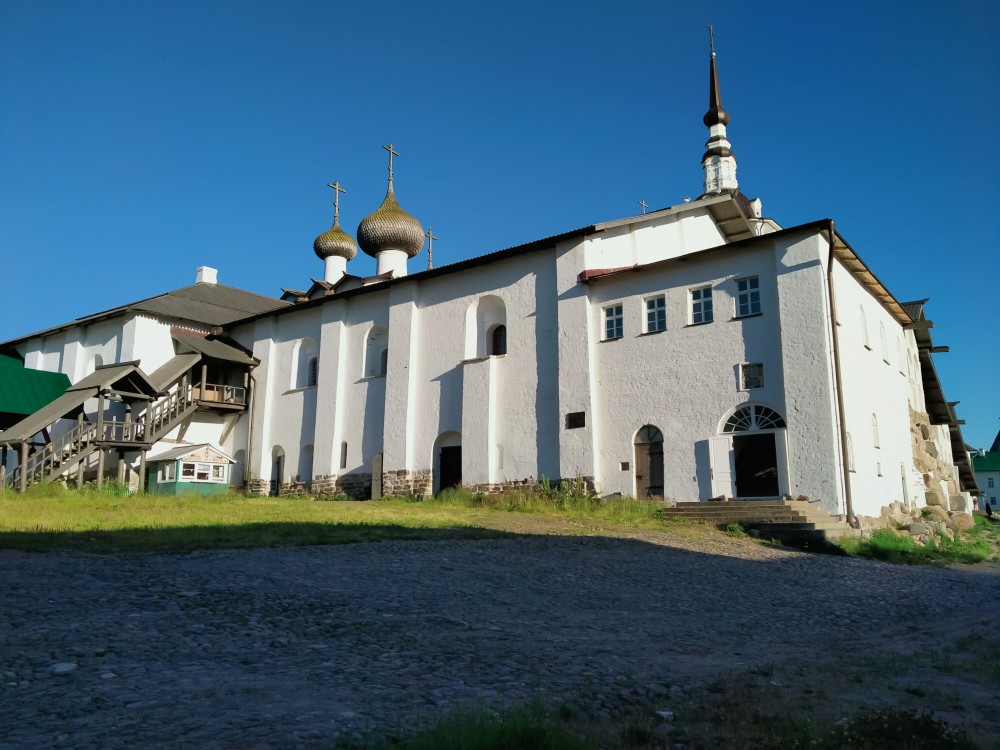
[0,355,72,425]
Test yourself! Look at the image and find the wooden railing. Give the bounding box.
[194,383,246,405]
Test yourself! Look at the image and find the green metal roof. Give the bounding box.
[973,450,1000,473]
[0,355,71,422]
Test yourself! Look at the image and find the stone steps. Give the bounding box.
[659,501,854,544]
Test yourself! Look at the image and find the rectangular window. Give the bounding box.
[740,363,764,390]
[566,412,586,429]
[736,277,761,317]
[211,465,227,482]
[603,304,623,340]
[691,286,713,324]
[989,477,995,488]
[159,463,176,482]
[196,463,211,481]
[181,462,195,479]
[645,296,666,333]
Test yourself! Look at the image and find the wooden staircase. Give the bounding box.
[660,500,855,545]
[7,384,200,488]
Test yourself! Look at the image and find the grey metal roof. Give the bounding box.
[2,284,289,350]
[148,353,202,392]
[147,443,235,464]
[172,332,256,365]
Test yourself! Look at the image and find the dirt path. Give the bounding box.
[1,526,997,749]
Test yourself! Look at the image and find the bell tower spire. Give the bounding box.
[702,26,738,195]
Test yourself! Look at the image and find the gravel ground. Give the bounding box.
[2,530,998,749]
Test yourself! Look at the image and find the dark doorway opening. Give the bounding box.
[634,425,664,497]
[270,454,284,497]
[733,433,778,497]
[439,446,462,492]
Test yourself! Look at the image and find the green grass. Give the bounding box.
[0,482,668,553]
[837,520,995,565]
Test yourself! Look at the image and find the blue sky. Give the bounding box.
[2,1,998,448]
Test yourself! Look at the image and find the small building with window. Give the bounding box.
[147,444,235,496]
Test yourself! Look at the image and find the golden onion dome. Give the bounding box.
[356,181,425,259]
[313,216,358,261]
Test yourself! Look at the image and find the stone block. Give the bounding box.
[905,522,929,536]
[948,495,967,512]
[949,513,975,531]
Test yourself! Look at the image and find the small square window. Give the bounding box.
[566,412,586,429]
[740,363,764,390]
[645,296,666,333]
[211,465,226,482]
[181,462,195,478]
[691,286,713,324]
[603,304,623,340]
[620,461,630,471]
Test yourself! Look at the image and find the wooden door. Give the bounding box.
[709,436,734,498]
[634,442,664,497]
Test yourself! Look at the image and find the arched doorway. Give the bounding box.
[432,431,462,494]
[634,425,664,498]
[713,404,787,498]
[270,446,285,497]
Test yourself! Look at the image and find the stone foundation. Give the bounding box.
[382,470,432,498]
[855,499,975,543]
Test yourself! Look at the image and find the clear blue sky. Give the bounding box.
[2,1,998,448]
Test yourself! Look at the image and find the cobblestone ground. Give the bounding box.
[2,531,998,749]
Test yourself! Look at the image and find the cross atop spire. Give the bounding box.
[707,24,715,55]
[700,28,738,195]
[704,27,729,127]
[425,227,438,270]
[638,199,648,214]
[326,180,346,223]
[382,143,399,182]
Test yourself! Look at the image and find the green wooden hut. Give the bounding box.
[147,444,235,496]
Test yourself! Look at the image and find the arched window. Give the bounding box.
[307,357,318,387]
[489,324,507,355]
[293,338,317,388]
[845,433,855,472]
[722,404,786,433]
[860,307,870,349]
[364,325,389,377]
[466,295,507,358]
[879,323,888,363]
[872,414,880,448]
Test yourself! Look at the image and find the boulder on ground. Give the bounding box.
[948,495,968,512]
[906,522,929,536]
[923,505,951,525]
[949,512,975,531]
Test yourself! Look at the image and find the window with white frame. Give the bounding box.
[603,304,623,340]
[644,295,666,333]
[879,323,888,364]
[739,363,764,390]
[180,462,228,483]
[159,463,176,482]
[736,276,761,317]
[691,286,713,324]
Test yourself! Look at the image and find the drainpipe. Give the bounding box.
[245,370,257,493]
[825,221,857,528]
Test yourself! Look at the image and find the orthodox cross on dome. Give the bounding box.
[382,143,399,181]
[638,200,648,214]
[326,180,346,222]
[707,24,715,55]
[425,227,438,270]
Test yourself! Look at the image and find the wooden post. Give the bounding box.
[117,451,126,484]
[96,449,105,490]
[1,444,7,494]
[76,456,84,488]
[138,450,147,493]
[200,364,208,400]
[124,403,133,441]
[96,391,105,442]
[19,443,28,492]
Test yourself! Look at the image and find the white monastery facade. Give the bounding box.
[0,49,978,526]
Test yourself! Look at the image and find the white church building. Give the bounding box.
[0,48,978,525]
